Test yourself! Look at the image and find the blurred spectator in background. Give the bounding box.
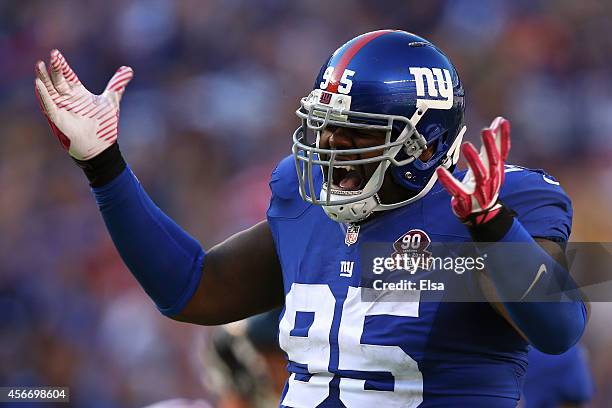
[200,310,285,408]
[143,310,284,408]
[2,0,612,406]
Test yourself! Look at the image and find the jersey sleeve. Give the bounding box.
[267,155,311,219]
[499,165,573,242]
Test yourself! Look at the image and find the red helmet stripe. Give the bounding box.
[328,30,395,93]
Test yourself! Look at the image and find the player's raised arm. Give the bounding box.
[178,221,284,325]
[35,50,283,324]
[437,117,588,354]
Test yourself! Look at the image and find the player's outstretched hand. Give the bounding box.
[436,117,511,226]
[34,49,133,160]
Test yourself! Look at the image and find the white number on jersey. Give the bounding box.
[279,284,423,408]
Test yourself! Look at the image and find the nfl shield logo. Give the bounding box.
[345,224,361,246]
[319,91,332,104]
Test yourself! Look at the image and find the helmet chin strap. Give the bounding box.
[321,125,466,223]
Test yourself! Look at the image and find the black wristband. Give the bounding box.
[466,204,515,242]
[72,143,126,187]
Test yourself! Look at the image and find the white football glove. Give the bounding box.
[35,49,133,160]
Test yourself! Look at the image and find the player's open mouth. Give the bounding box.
[331,164,366,192]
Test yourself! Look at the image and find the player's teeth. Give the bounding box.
[336,165,355,171]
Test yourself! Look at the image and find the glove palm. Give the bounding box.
[35,49,133,160]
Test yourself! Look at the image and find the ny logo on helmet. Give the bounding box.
[319,91,332,104]
[409,67,453,110]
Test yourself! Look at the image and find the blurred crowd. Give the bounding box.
[2,0,612,406]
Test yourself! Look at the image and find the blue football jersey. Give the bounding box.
[521,345,594,408]
[267,156,572,408]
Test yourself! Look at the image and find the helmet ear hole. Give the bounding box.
[418,139,439,163]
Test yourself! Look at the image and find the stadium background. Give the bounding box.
[2,0,612,406]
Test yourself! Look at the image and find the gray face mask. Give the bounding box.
[292,89,465,224]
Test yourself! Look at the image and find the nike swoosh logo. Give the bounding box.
[519,264,547,301]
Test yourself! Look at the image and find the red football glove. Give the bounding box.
[436,117,511,226]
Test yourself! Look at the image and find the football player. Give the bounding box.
[35,30,588,407]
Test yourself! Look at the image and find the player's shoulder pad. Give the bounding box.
[267,155,311,219]
[500,164,573,241]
